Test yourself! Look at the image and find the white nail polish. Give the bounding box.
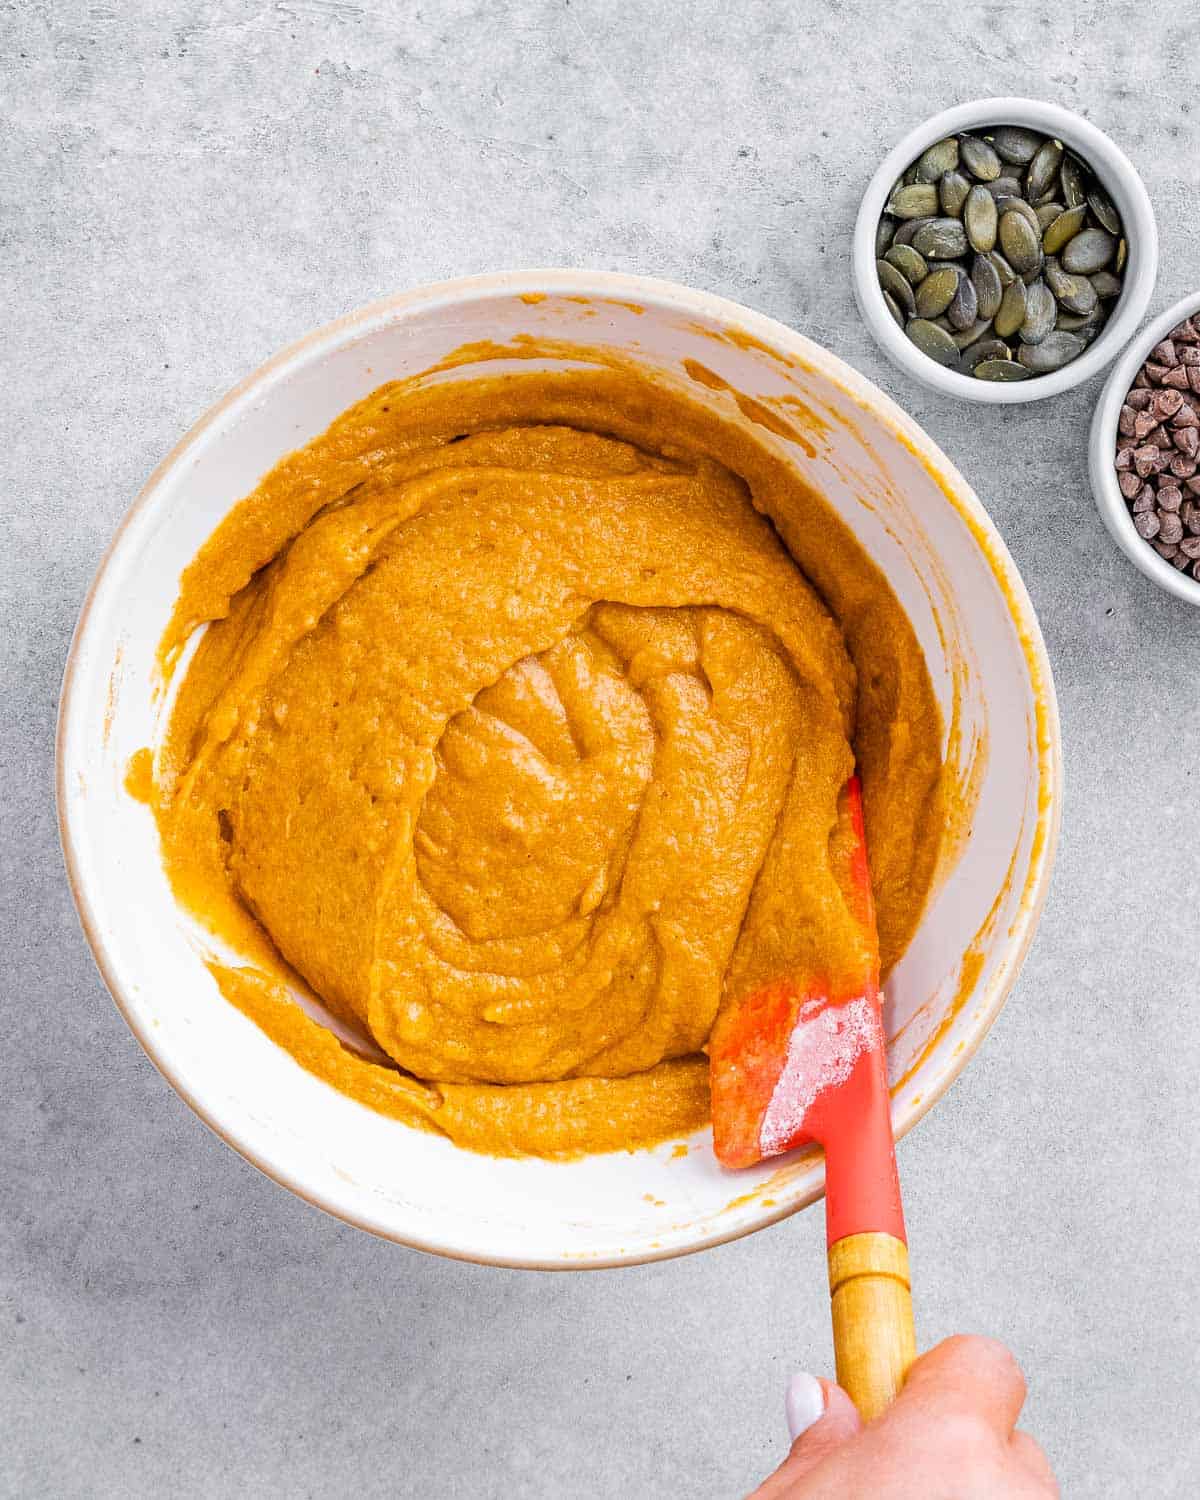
[786,1371,825,1440]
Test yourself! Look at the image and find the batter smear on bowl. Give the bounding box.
[143,350,950,1158]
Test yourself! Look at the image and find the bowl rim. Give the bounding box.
[853,96,1159,404]
[1089,289,1200,605]
[57,268,1064,1267]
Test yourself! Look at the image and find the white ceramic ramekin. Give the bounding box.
[1090,290,1200,605]
[854,97,1158,404]
[58,270,1061,1267]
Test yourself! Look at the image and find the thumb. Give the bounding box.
[754,1373,862,1493]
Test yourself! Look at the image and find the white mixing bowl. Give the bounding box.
[58,271,1061,1268]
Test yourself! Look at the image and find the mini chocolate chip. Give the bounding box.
[1133,445,1162,477]
[1119,469,1144,498]
[1135,510,1161,539]
[1145,362,1170,383]
[1154,389,1185,419]
[1180,536,1200,559]
[1133,411,1160,440]
[1159,511,1184,543]
[1115,446,1134,470]
[1175,427,1200,458]
[1153,340,1178,364]
[1159,485,1183,512]
[1132,489,1157,512]
[1126,388,1154,411]
[1162,366,1191,390]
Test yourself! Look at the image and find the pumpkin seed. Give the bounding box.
[902,164,920,187]
[1017,330,1086,372]
[998,210,1042,274]
[988,249,1017,286]
[893,216,934,247]
[1020,279,1056,345]
[990,126,1043,165]
[974,359,1031,381]
[878,258,917,315]
[994,195,1041,232]
[1035,200,1066,232]
[964,337,1012,370]
[1090,269,1122,299]
[1060,154,1088,208]
[994,278,1028,338]
[952,316,993,350]
[1116,237,1127,273]
[886,183,940,219]
[985,176,1024,201]
[1025,139,1064,201]
[960,135,1001,181]
[915,137,960,182]
[904,318,960,366]
[914,265,960,319]
[875,215,897,257]
[1087,188,1121,235]
[963,185,998,252]
[1042,204,1088,255]
[912,217,969,259]
[1054,307,1101,334]
[1044,256,1098,315]
[1061,227,1116,273]
[882,290,906,329]
[971,254,1003,321]
[884,244,928,284]
[939,170,971,216]
[947,272,979,330]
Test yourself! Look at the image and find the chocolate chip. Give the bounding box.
[1172,318,1200,343]
[1189,367,1200,393]
[1135,510,1161,539]
[1153,539,1181,559]
[1115,446,1134,470]
[1159,485,1184,512]
[1133,445,1163,477]
[1162,366,1191,390]
[1146,362,1171,384]
[1133,489,1157,512]
[1179,346,1200,366]
[1175,427,1200,459]
[1126,388,1153,411]
[1160,512,1184,543]
[1154,340,1178,365]
[1180,536,1200,559]
[1184,498,1200,531]
[1133,411,1160,440]
[1169,453,1198,479]
[1154,389,1185,419]
[1171,402,1200,428]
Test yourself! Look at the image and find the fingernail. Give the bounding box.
[785,1371,825,1440]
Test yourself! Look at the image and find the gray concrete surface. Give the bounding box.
[3,2,1199,1495]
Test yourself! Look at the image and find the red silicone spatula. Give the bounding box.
[709,775,916,1421]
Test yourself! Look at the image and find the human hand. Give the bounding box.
[750,1335,1058,1498]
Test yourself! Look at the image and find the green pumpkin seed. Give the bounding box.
[939,170,971,216]
[882,290,906,329]
[1090,269,1122,300]
[1044,256,1098,315]
[915,137,960,183]
[912,217,969,260]
[998,210,1042,274]
[1054,307,1099,333]
[884,244,928,284]
[1061,227,1116,273]
[1059,154,1088,208]
[1116,237,1127,273]
[1035,200,1066,232]
[951,316,993,350]
[963,185,998,252]
[974,359,1031,381]
[964,337,1012,370]
[902,164,920,186]
[990,126,1044,165]
[905,317,961,366]
[947,272,979,330]
[875,215,897,257]
[1020,279,1056,345]
[914,265,960,318]
[1087,188,1121,235]
[985,176,1024,201]
[878,258,918,315]
[1017,330,1086,372]
[994,278,1028,338]
[971,254,1003,320]
[1041,204,1088,255]
[960,135,1001,181]
[987,250,1017,286]
[1025,139,1064,201]
[893,216,934,247]
[994,195,1041,232]
[886,183,940,219]
[930,315,955,332]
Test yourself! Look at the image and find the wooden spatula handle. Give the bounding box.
[827,1231,916,1422]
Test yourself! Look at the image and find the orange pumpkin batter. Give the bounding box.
[141,352,947,1158]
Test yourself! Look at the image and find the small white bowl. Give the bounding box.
[58,271,1061,1267]
[853,97,1158,404]
[1090,290,1200,605]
